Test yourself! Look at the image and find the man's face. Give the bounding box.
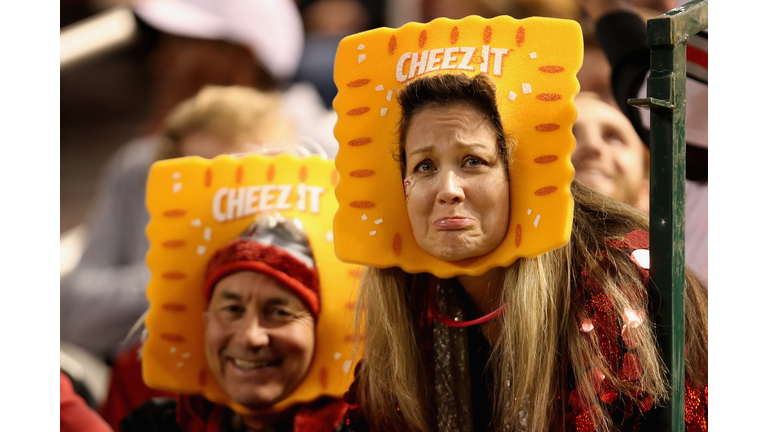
[203,271,315,410]
[571,96,649,210]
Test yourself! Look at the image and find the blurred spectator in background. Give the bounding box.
[582,0,708,283]
[572,92,650,212]
[293,0,380,109]
[61,82,298,363]
[97,85,298,429]
[119,214,351,432]
[61,371,114,432]
[422,0,580,21]
[419,0,616,103]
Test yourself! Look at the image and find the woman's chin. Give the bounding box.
[421,239,495,262]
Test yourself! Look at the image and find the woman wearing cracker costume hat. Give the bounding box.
[331,17,708,432]
[121,213,352,432]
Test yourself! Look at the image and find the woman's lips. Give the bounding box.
[433,217,474,229]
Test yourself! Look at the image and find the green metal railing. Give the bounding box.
[627,1,707,430]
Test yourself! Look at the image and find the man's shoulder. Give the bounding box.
[119,397,182,432]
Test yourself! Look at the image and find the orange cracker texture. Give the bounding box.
[143,154,362,415]
[333,15,583,277]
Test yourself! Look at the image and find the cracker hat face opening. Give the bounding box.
[332,15,583,277]
[401,102,511,261]
[201,214,320,410]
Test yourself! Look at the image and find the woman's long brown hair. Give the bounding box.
[352,73,707,432]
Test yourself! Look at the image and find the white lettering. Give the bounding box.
[307,186,325,214]
[296,183,307,211]
[408,50,428,79]
[211,184,320,222]
[212,188,228,222]
[226,188,247,220]
[259,185,276,211]
[244,185,261,216]
[395,46,513,82]
[490,47,509,76]
[395,52,411,82]
[480,45,490,73]
[441,47,459,69]
[275,185,293,210]
[425,48,444,73]
[457,47,475,71]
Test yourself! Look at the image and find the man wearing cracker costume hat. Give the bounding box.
[332,15,708,432]
[122,154,361,432]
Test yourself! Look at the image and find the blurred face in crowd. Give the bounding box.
[403,103,510,261]
[180,131,261,159]
[571,96,649,211]
[203,271,315,409]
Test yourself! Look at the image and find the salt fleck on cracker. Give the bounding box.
[522,83,532,94]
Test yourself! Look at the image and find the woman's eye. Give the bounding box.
[415,161,436,173]
[464,156,486,167]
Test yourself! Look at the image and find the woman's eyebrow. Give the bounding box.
[454,142,488,151]
[407,144,435,158]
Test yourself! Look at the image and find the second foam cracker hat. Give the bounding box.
[142,153,362,414]
[332,15,584,277]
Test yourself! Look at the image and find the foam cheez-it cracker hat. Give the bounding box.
[142,153,361,415]
[332,15,583,277]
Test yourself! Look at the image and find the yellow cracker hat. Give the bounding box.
[332,15,583,277]
[142,154,362,414]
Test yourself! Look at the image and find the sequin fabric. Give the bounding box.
[566,230,708,432]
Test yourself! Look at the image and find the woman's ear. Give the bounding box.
[202,310,211,326]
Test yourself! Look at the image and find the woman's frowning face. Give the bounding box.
[403,103,510,261]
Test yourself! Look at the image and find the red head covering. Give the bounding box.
[204,216,320,317]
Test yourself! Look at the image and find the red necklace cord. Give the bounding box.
[427,276,507,328]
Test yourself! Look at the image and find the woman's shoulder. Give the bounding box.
[565,229,707,431]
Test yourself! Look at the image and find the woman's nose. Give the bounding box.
[436,170,465,204]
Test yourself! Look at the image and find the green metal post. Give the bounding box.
[627,1,707,431]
